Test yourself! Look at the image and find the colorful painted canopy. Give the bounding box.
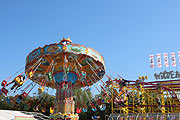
[25,38,105,89]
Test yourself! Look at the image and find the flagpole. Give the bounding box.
[154,64,157,81]
[175,52,178,71]
[154,54,157,81]
[176,64,178,71]
[153,54,157,80]
[176,53,178,71]
[178,51,180,71]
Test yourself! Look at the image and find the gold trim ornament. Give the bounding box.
[41,48,44,54]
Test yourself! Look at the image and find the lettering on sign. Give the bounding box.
[154,70,180,79]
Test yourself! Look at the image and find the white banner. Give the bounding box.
[163,53,169,67]
[149,55,155,68]
[156,53,162,68]
[171,52,177,67]
[178,51,180,64]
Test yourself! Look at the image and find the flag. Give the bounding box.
[163,53,169,67]
[171,52,177,67]
[156,53,162,68]
[178,51,180,64]
[149,55,155,68]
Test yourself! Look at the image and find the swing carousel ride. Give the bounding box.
[0,37,107,120]
[1,37,180,120]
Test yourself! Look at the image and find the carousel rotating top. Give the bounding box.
[25,37,105,89]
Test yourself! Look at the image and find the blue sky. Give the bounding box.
[1,0,180,86]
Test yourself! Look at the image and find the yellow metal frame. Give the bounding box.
[111,79,180,115]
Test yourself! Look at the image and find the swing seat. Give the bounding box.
[38,87,44,93]
[50,107,54,113]
[46,72,53,81]
[6,97,11,105]
[1,80,7,87]
[81,72,86,81]
[26,72,33,78]
[1,87,8,96]
[16,95,23,104]
[41,107,46,113]
[99,104,106,111]
[82,108,87,112]
[16,98,22,104]
[14,76,23,85]
[92,116,100,120]
[92,107,97,112]
[33,105,40,112]
[33,106,38,111]
[22,92,28,98]
[76,108,82,113]
[66,68,69,72]
[29,72,33,78]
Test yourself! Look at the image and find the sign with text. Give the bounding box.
[154,70,180,80]
[156,53,162,68]
[150,51,180,68]
[163,53,169,67]
[171,52,177,67]
[149,55,155,68]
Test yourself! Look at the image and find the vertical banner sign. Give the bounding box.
[156,53,162,68]
[163,53,169,67]
[178,51,180,64]
[171,52,177,67]
[149,55,155,68]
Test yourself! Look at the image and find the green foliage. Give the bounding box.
[0,92,55,116]
[0,88,112,120]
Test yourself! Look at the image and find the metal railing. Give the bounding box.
[108,113,180,120]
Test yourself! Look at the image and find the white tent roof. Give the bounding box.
[0,110,36,120]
